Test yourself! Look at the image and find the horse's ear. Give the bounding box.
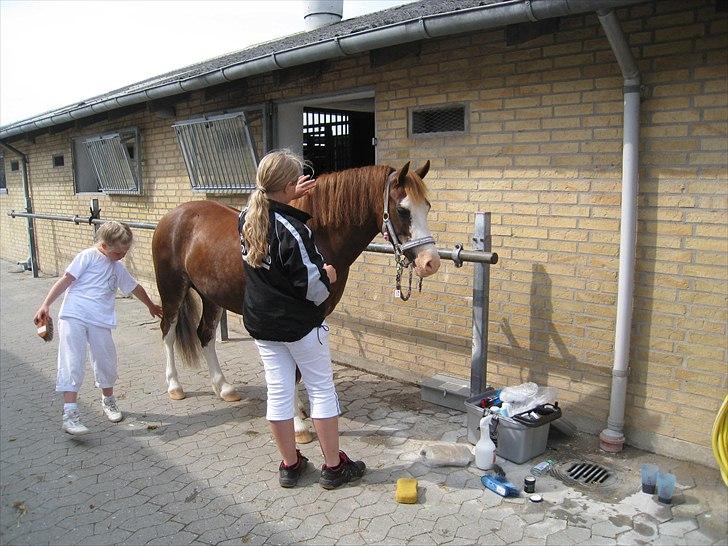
[395,161,410,187]
[415,160,430,179]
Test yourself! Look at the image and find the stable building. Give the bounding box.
[1,0,726,466]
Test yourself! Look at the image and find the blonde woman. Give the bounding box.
[34,221,163,435]
[240,150,365,489]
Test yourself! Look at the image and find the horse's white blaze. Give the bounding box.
[401,195,441,277]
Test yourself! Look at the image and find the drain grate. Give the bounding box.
[553,460,618,487]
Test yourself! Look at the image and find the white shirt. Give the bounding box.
[59,247,138,328]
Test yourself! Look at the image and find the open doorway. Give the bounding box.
[303,107,374,175]
[276,90,375,175]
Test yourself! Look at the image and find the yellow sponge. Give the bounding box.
[395,478,418,504]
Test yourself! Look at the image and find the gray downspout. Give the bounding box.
[0,142,38,277]
[596,10,641,453]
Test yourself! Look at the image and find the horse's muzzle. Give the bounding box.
[413,246,441,278]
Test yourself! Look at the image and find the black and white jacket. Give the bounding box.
[239,200,331,342]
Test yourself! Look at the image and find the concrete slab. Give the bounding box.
[1,262,727,545]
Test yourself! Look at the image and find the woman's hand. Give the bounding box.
[34,305,50,325]
[291,175,317,200]
[323,263,337,284]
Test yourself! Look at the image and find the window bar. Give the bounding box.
[218,118,238,190]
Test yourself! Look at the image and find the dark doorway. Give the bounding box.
[302,107,374,175]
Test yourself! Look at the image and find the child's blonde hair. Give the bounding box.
[96,221,133,248]
[243,149,305,267]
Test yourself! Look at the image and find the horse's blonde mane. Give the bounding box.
[295,165,428,229]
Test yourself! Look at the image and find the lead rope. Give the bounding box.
[394,256,424,301]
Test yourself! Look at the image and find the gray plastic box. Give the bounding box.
[465,391,553,464]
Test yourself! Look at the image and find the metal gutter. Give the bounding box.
[597,9,641,453]
[0,142,38,277]
[0,0,642,140]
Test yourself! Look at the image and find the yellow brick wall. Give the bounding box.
[1,1,725,464]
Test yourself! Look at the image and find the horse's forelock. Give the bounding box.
[403,171,428,205]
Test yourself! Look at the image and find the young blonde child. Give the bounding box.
[33,221,163,435]
[240,149,365,489]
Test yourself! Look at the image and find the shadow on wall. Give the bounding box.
[495,263,661,438]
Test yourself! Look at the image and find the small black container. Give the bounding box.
[524,475,536,494]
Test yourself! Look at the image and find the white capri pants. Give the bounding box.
[255,325,340,421]
[56,317,118,392]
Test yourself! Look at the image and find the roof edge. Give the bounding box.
[0,0,643,140]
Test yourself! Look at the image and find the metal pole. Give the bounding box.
[90,198,101,237]
[0,142,38,277]
[470,212,491,395]
[219,310,229,342]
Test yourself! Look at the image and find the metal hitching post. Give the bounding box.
[470,212,491,396]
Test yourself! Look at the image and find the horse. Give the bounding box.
[151,161,440,442]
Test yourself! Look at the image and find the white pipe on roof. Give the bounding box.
[0,0,643,140]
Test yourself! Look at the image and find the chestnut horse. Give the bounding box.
[152,161,440,442]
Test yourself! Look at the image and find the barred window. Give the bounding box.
[410,105,467,136]
[74,128,141,194]
[173,112,258,193]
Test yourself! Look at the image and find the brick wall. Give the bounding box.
[1,1,725,465]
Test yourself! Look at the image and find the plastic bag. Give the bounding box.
[499,382,538,403]
[507,386,558,417]
[419,442,473,467]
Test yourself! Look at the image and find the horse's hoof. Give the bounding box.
[221,390,241,402]
[295,430,315,444]
[168,389,186,400]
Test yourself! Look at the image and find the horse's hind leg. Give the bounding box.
[164,318,186,400]
[198,296,241,402]
[158,277,189,401]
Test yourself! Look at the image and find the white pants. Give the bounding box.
[255,325,340,421]
[56,318,118,392]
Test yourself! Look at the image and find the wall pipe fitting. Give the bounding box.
[0,142,38,277]
[597,9,641,453]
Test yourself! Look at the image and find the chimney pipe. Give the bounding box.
[303,0,343,31]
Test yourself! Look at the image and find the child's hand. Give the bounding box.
[148,303,163,319]
[323,263,337,284]
[291,175,317,200]
[34,305,50,325]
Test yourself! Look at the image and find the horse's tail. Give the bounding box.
[176,288,202,369]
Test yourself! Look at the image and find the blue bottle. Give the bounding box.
[481,474,519,497]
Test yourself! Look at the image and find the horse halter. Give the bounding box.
[382,173,435,301]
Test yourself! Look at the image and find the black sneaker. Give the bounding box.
[279,450,309,488]
[319,451,366,490]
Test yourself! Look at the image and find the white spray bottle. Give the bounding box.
[475,414,497,470]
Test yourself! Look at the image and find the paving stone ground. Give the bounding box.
[1,262,726,545]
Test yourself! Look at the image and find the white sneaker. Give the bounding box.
[62,410,90,435]
[101,396,123,423]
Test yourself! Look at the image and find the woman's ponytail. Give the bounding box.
[243,189,270,268]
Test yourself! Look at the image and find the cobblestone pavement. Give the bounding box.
[1,262,726,545]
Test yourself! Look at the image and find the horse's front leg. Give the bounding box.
[294,386,315,444]
[164,319,185,400]
[201,338,241,402]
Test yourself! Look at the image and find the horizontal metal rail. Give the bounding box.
[8,210,156,230]
[7,209,498,264]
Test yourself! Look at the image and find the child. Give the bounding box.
[241,149,365,489]
[33,221,163,435]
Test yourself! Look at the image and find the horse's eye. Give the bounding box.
[396,206,410,219]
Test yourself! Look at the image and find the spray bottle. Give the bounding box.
[474,414,497,470]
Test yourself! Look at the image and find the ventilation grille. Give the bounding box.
[411,105,466,135]
[553,460,617,488]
